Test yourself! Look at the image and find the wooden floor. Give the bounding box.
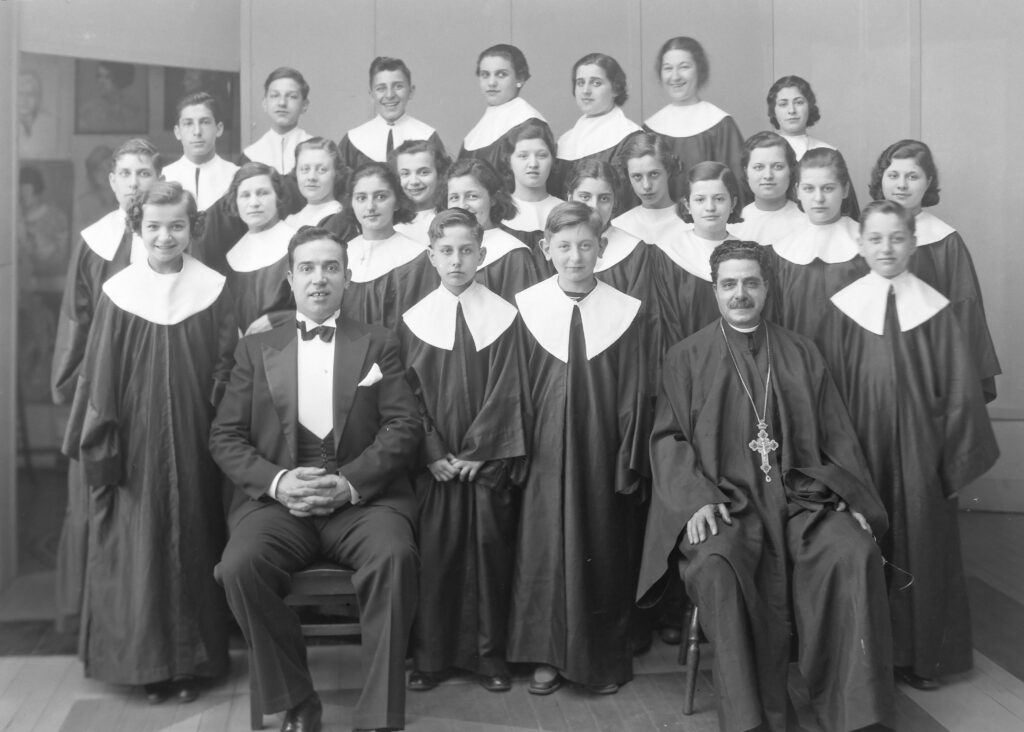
[0,512,1022,731]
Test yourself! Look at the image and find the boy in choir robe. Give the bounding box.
[399,208,530,694]
[162,91,239,211]
[508,202,649,696]
[339,56,446,172]
[816,201,999,691]
[50,137,160,626]
[242,66,313,175]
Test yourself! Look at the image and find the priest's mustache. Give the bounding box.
[728,297,754,309]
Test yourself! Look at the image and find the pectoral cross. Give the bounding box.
[749,420,779,482]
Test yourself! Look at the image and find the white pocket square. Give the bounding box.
[357,362,383,387]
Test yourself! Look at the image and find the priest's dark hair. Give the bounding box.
[859,199,916,236]
[368,56,412,86]
[543,200,604,240]
[740,130,798,203]
[477,44,531,83]
[174,91,222,125]
[868,138,941,207]
[710,240,772,285]
[428,207,484,247]
[795,148,857,219]
[616,130,681,200]
[128,181,201,239]
[295,136,351,202]
[766,75,821,130]
[498,119,557,191]
[263,66,309,99]
[343,161,417,233]
[226,162,288,221]
[572,53,628,106]
[565,158,621,202]
[445,157,518,224]
[287,226,347,269]
[655,36,709,88]
[113,137,163,174]
[678,161,744,224]
[388,138,452,211]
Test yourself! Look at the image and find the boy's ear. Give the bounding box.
[173,124,183,142]
[215,121,224,139]
[477,244,487,266]
[539,237,552,262]
[598,235,608,258]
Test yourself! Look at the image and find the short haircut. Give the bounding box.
[389,138,452,211]
[498,119,557,189]
[428,207,484,247]
[368,56,412,86]
[616,130,681,199]
[226,162,288,219]
[128,180,201,238]
[477,43,530,82]
[175,91,222,124]
[287,225,347,269]
[98,61,136,89]
[572,52,628,107]
[543,200,604,239]
[565,158,621,202]
[112,137,163,174]
[679,161,744,224]
[445,157,517,223]
[19,165,45,195]
[766,75,821,129]
[868,138,941,207]
[295,136,350,201]
[343,162,418,231]
[740,130,798,202]
[710,240,772,285]
[859,199,916,236]
[263,66,309,99]
[796,147,856,218]
[655,36,709,88]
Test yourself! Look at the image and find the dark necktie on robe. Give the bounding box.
[195,167,200,202]
[386,127,395,159]
[884,286,899,336]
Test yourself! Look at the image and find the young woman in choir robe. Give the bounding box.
[611,131,689,248]
[816,201,999,690]
[644,37,745,185]
[771,147,866,338]
[51,138,159,627]
[509,202,648,696]
[66,182,235,702]
[391,138,451,246]
[340,162,437,328]
[222,163,297,335]
[459,44,547,170]
[446,157,542,300]
[338,56,446,172]
[551,53,642,205]
[284,137,348,230]
[869,139,1001,401]
[241,66,312,175]
[399,208,530,695]
[733,131,806,247]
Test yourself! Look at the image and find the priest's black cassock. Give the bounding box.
[342,232,439,330]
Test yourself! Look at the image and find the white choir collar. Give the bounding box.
[557,107,642,161]
[735,201,806,246]
[772,216,859,265]
[244,127,312,174]
[779,132,835,160]
[463,97,546,151]
[394,209,435,247]
[347,231,425,283]
[516,276,640,362]
[644,100,729,138]
[225,220,295,272]
[595,226,642,273]
[831,270,949,335]
[655,228,735,281]
[347,114,437,162]
[285,200,343,229]
[914,210,957,247]
[403,281,517,351]
[611,204,691,244]
[81,208,146,263]
[479,227,528,269]
[102,254,225,325]
[505,195,563,233]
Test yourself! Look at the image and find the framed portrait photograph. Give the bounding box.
[74,59,149,134]
[164,67,238,130]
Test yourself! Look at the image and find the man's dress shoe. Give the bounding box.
[281,692,322,732]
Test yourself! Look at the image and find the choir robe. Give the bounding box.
[458,96,546,172]
[242,126,312,175]
[551,107,641,207]
[651,227,727,349]
[733,200,806,248]
[399,283,529,677]
[910,211,1001,402]
[638,320,893,732]
[223,220,296,335]
[284,199,343,230]
[501,195,563,277]
[475,227,543,303]
[161,154,239,212]
[394,209,435,247]
[65,255,236,684]
[338,113,446,170]
[770,216,868,339]
[643,101,745,184]
[819,272,1000,679]
[508,278,649,688]
[611,204,692,250]
[343,231,439,330]
[319,210,359,244]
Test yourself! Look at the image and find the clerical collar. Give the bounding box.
[516,276,640,363]
[479,227,528,269]
[347,114,437,162]
[725,320,761,334]
[102,254,225,325]
[644,100,729,138]
[594,226,642,273]
[772,216,859,265]
[225,220,295,273]
[913,210,957,247]
[557,107,642,161]
[296,309,341,328]
[463,96,546,151]
[505,195,563,233]
[347,231,425,283]
[402,282,517,351]
[285,200,343,229]
[830,270,949,335]
[655,228,732,281]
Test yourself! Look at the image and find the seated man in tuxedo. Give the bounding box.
[211,225,422,732]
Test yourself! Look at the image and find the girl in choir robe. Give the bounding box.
[391,138,451,246]
[399,208,530,694]
[733,131,806,247]
[816,201,999,690]
[459,44,546,170]
[222,163,297,335]
[551,53,642,205]
[51,138,158,627]
[869,139,1001,402]
[67,182,235,702]
[611,131,690,249]
[509,202,648,696]
[447,157,544,301]
[284,137,348,229]
[771,148,867,339]
[644,37,745,185]
[340,162,438,328]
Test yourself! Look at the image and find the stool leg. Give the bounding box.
[683,604,701,715]
[250,651,263,730]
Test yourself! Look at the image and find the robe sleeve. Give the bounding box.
[51,238,100,405]
[397,324,450,465]
[713,116,746,187]
[211,291,239,408]
[615,318,653,494]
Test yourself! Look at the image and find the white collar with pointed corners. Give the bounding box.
[831,270,949,335]
[479,227,528,269]
[914,210,957,247]
[403,281,516,351]
[595,226,642,273]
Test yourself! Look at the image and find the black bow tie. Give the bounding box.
[297,321,335,342]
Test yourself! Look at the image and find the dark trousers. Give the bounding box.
[217,500,418,731]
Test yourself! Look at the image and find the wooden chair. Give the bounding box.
[680,602,702,715]
[250,561,361,730]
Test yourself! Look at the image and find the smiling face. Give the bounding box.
[288,237,350,322]
[140,200,191,273]
[477,55,519,106]
[174,102,222,165]
[509,137,553,194]
[569,177,615,229]
[295,148,336,205]
[746,145,791,207]
[446,174,494,229]
[880,158,931,216]
[774,86,809,136]
[428,224,485,295]
[660,49,700,105]
[371,69,413,123]
[797,166,847,225]
[542,223,606,291]
[626,154,672,209]
[236,174,280,232]
[262,77,307,133]
[397,151,439,211]
[685,179,734,239]
[714,257,768,328]
[351,173,398,240]
[858,210,915,278]
[574,63,616,117]
[109,153,159,211]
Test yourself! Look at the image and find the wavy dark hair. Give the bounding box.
[128,180,202,240]
[445,157,517,224]
[868,139,941,207]
[766,75,821,130]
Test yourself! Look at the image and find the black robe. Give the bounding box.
[643,101,745,190]
[341,233,439,330]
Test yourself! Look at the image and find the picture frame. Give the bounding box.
[74,59,149,134]
[163,67,238,131]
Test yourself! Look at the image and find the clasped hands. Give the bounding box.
[276,467,352,517]
[428,454,485,483]
[685,500,871,544]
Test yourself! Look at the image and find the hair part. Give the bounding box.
[796,147,856,218]
[868,138,941,206]
[368,56,412,86]
[428,207,484,247]
[263,66,310,99]
[858,199,916,236]
[477,43,530,82]
[543,200,604,239]
[175,91,222,124]
[572,52,628,107]
[710,239,772,285]
[656,36,709,88]
[287,225,347,270]
[766,75,821,129]
[112,137,163,174]
[226,161,288,219]
[678,161,744,224]
[445,157,518,224]
[128,180,202,238]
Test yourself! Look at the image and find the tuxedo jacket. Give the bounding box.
[210,315,422,522]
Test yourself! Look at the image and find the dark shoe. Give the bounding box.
[406,669,441,691]
[174,676,199,703]
[143,680,173,704]
[589,682,620,695]
[895,666,940,690]
[281,692,322,732]
[660,627,682,645]
[528,665,562,696]
[478,674,511,692]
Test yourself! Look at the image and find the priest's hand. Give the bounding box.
[450,457,485,482]
[428,455,460,482]
[836,500,872,534]
[687,503,732,544]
